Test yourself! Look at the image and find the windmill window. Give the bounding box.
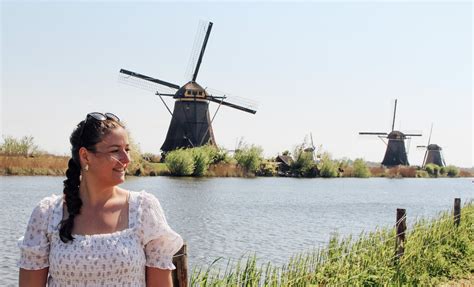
[187,90,192,95]
[198,91,202,95]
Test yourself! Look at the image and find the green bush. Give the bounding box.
[164,149,194,176]
[318,153,339,178]
[352,158,371,178]
[257,161,278,176]
[191,147,211,176]
[416,170,429,178]
[234,144,263,174]
[0,135,39,156]
[444,165,459,177]
[291,146,317,177]
[425,163,440,177]
[200,145,232,164]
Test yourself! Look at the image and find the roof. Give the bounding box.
[275,155,293,166]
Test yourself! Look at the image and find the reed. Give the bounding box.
[0,154,68,175]
[190,202,474,286]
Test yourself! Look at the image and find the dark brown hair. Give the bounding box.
[59,116,125,243]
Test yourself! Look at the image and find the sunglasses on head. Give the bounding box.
[79,112,121,146]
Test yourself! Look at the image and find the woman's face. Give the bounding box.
[87,127,131,186]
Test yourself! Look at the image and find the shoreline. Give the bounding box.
[1,154,472,178]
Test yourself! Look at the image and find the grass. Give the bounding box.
[0,154,68,175]
[190,202,474,286]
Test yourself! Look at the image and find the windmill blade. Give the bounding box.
[119,69,180,90]
[310,132,315,149]
[185,21,208,81]
[404,133,422,137]
[427,123,434,146]
[192,22,213,82]
[359,132,388,135]
[391,99,398,131]
[207,95,257,114]
[422,149,428,167]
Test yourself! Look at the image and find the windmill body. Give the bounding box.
[161,82,216,152]
[417,125,446,167]
[119,22,256,153]
[381,131,410,166]
[424,144,446,167]
[359,100,421,167]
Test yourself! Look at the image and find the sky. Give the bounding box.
[1,1,473,167]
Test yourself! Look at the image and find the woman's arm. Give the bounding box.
[146,267,173,287]
[19,268,49,287]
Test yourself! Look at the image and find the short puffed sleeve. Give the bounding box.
[139,191,183,270]
[18,195,59,270]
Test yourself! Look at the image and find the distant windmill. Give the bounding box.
[359,99,422,167]
[119,21,257,153]
[417,124,446,167]
[303,133,320,161]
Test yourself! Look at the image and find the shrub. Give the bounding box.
[257,161,278,176]
[164,149,194,176]
[318,153,339,178]
[416,170,429,178]
[444,165,459,177]
[191,147,211,176]
[234,144,263,174]
[352,158,371,178]
[291,145,318,177]
[202,145,232,164]
[0,135,39,156]
[425,163,440,177]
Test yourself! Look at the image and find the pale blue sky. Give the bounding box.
[1,1,472,167]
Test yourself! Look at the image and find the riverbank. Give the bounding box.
[190,202,474,286]
[1,154,472,177]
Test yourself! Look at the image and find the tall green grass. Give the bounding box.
[190,202,474,286]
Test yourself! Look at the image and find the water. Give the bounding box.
[1,176,472,285]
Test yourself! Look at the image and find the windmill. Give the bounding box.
[119,21,257,153]
[359,99,422,167]
[417,124,446,167]
[303,133,320,161]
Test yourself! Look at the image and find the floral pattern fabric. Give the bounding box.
[18,191,183,287]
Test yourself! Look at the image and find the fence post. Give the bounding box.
[172,242,188,287]
[395,208,406,260]
[454,198,461,226]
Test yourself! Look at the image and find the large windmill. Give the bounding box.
[119,21,257,153]
[359,99,422,167]
[417,124,446,167]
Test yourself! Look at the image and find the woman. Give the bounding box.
[18,112,183,286]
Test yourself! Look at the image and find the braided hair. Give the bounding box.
[59,117,125,243]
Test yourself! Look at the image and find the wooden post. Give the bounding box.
[395,208,406,260]
[454,198,461,226]
[172,242,188,287]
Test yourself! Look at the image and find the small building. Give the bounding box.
[275,155,293,175]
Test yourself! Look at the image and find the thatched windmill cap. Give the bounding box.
[387,130,405,140]
[427,144,442,150]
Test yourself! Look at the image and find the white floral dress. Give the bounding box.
[18,191,183,286]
